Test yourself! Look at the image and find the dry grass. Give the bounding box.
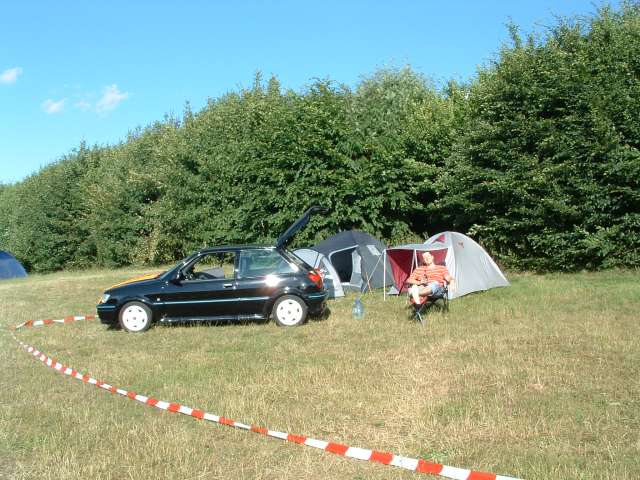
[1,268,639,479]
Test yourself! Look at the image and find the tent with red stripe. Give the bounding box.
[384,232,509,300]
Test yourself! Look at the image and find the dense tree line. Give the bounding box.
[1,4,638,272]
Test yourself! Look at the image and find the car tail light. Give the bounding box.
[308,269,323,289]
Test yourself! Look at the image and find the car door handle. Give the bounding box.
[223,283,234,288]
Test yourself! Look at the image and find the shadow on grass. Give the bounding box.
[403,299,450,326]
[106,307,332,332]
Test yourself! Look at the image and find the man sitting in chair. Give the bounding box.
[407,251,455,304]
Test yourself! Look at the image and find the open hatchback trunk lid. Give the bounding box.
[275,206,327,249]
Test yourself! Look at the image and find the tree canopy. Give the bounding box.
[1,3,638,272]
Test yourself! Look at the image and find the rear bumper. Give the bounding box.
[304,291,329,316]
[96,304,118,325]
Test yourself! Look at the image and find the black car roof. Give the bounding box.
[162,245,278,278]
[195,245,276,255]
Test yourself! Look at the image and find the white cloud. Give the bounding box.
[74,100,92,111]
[42,98,66,114]
[0,67,23,84]
[96,84,129,112]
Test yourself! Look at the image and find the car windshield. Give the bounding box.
[178,252,199,266]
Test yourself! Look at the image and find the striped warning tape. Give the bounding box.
[11,315,521,480]
[13,314,96,330]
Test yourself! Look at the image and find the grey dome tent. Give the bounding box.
[0,251,27,280]
[312,231,394,293]
[293,248,345,298]
[384,232,509,300]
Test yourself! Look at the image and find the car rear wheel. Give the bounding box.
[273,295,308,327]
[119,301,153,333]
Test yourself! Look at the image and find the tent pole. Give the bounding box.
[370,254,383,290]
[383,251,386,301]
[364,270,373,294]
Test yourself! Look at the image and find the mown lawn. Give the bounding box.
[1,268,639,479]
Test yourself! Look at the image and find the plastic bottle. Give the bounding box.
[352,297,364,320]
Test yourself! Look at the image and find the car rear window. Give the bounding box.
[281,249,313,271]
[237,249,297,278]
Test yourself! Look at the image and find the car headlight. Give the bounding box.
[100,293,111,304]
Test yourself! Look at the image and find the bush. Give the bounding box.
[3,4,639,272]
[437,5,640,270]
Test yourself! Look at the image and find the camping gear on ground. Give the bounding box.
[293,248,345,298]
[352,297,364,319]
[312,230,394,293]
[384,231,509,300]
[0,251,27,280]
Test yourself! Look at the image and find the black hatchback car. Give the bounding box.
[97,207,328,332]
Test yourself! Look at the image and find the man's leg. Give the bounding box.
[409,284,432,303]
[428,282,443,298]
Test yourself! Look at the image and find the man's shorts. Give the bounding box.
[427,281,444,297]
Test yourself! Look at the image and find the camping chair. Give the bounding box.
[405,282,449,327]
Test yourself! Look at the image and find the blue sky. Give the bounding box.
[0,1,614,184]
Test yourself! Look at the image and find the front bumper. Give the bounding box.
[96,304,118,324]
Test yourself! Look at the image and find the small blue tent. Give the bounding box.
[0,251,27,280]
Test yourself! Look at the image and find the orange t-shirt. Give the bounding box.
[408,265,449,286]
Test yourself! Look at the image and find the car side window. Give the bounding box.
[184,252,236,281]
[237,250,296,278]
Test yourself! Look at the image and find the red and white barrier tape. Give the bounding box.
[12,314,96,330]
[11,315,521,480]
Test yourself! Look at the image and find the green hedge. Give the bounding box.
[436,5,640,270]
[1,4,638,272]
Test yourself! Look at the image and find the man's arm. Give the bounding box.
[444,271,456,291]
[407,267,425,285]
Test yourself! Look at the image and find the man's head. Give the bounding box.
[422,251,434,265]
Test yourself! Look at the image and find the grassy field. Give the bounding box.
[1,268,639,480]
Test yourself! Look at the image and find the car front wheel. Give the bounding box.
[119,301,153,333]
[273,295,308,327]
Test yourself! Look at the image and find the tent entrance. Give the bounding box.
[329,247,357,283]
